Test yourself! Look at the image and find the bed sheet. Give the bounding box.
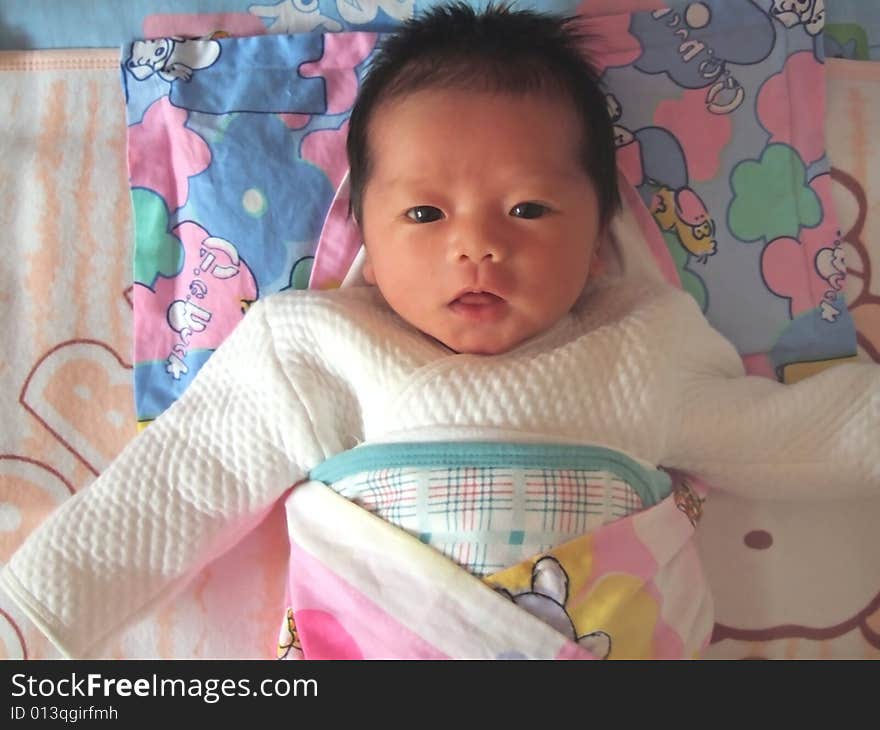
[0,48,877,660]
[0,50,288,659]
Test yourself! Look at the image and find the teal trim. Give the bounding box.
[310,441,671,507]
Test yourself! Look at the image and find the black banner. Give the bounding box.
[1,660,615,721]
[0,658,829,722]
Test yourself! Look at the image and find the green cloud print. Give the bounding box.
[727,143,821,244]
[289,255,314,291]
[132,187,184,288]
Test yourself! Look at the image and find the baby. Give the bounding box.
[3,3,878,660]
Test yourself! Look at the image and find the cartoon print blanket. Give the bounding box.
[277,479,712,660]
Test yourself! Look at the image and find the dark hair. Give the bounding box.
[346,1,621,230]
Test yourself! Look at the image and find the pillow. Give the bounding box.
[125,0,856,424]
[124,31,380,423]
[582,0,857,379]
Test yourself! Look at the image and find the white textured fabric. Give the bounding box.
[2,269,879,657]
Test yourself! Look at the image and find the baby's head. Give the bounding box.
[347,2,619,355]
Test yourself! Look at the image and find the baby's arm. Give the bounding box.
[1,297,335,657]
[661,293,879,498]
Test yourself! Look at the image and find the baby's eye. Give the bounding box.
[510,202,549,219]
[405,206,444,223]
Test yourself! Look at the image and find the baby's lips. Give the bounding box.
[449,286,506,305]
[454,292,504,305]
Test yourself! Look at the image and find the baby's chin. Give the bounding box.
[430,322,538,356]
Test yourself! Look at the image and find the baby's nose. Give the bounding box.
[448,217,506,263]
[454,246,499,264]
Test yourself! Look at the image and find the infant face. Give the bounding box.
[360,88,601,355]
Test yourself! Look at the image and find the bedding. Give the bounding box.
[0,51,289,658]
[2,4,879,660]
[278,477,712,660]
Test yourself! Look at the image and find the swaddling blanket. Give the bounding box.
[279,476,711,660]
[311,440,671,576]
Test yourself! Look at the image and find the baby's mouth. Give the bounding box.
[448,290,508,321]
[452,291,505,306]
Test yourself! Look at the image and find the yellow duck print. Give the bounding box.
[651,185,718,263]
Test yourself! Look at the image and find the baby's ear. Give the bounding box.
[362,249,376,285]
[587,231,608,280]
[590,250,606,278]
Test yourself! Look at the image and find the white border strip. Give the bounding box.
[0,49,119,71]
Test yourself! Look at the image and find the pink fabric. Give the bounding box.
[654,89,733,182]
[619,176,682,288]
[133,221,258,365]
[757,51,826,166]
[128,96,211,212]
[288,540,449,660]
[283,480,711,659]
[143,13,266,39]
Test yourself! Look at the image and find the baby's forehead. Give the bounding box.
[379,81,578,112]
[368,87,585,162]
[370,85,583,135]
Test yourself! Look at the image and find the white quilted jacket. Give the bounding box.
[3,274,878,657]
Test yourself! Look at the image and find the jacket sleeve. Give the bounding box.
[0,296,339,657]
[660,293,880,499]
